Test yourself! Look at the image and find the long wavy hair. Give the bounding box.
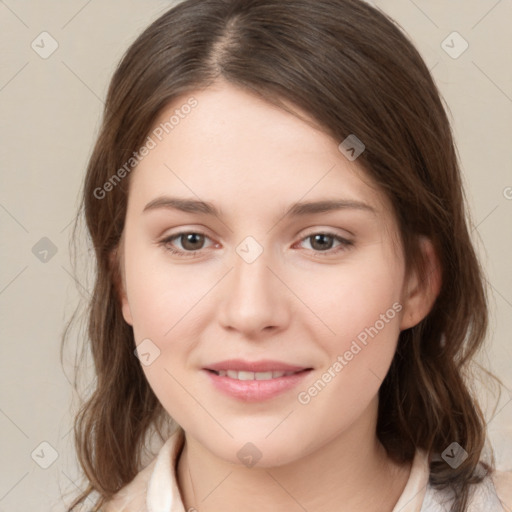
[62,0,497,510]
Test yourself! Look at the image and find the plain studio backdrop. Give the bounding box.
[0,1,511,510]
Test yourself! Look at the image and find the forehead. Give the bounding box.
[127,82,391,222]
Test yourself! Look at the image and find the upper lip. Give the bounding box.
[204,359,311,373]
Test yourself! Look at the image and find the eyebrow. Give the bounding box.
[142,196,376,218]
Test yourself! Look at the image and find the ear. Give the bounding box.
[399,236,441,331]
[109,244,133,326]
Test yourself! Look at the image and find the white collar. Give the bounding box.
[147,428,186,512]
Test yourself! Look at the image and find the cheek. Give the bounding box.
[123,239,210,339]
[124,249,210,426]
[123,243,217,412]
[293,254,404,402]
[296,252,403,345]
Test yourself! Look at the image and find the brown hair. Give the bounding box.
[62,0,496,510]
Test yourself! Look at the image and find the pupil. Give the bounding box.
[183,233,203,250]
[312,234,332,251]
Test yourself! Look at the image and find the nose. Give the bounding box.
[217,244,290,337]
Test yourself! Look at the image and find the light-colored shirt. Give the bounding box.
[104,427,512,512]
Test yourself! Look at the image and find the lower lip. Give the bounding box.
[203,369,312,402]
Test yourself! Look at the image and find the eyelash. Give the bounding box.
[159,231,353,258]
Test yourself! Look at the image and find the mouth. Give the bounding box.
[205,368,312,381]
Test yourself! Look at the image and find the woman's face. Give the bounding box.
[119,80,431,466]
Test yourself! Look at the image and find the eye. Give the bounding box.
[160,231,214,257]
[297,231,353,256]
[159,230,353,258]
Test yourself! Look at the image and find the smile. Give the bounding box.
[209,369,301,380]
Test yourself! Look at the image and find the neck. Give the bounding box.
[176,399,411,512]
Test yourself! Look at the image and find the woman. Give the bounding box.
[64,1,512,510]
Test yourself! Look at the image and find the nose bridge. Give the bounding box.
[218,235,288,333]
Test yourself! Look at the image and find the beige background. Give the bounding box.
[0,0,511,510]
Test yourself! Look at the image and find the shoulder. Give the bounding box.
[422,468,512,511]
[102,458,157,512]
[466,468,512,511]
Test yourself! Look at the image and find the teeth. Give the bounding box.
[216,370,297,380]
